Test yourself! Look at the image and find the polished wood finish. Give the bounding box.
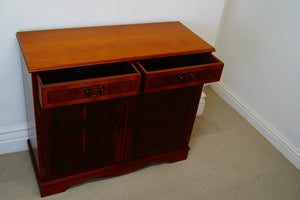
[18,22,224,197]
[128,86,202,160]
[37,62,141,108]
[28,140,189,197]
[45,98,126,179]
[137,54,223,93]
[16,22,215,72]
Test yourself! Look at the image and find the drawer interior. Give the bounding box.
[139,53,218,72]
[39,62,136,84]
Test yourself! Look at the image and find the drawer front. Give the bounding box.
[47,80,138,104]
[37,63,141,108]
[137,54,224,93]
[147,67,222,92]
[38,77,141,108]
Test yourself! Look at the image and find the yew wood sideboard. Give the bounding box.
[17,22,224,197]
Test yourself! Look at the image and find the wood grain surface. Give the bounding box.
[19,22,223,197]
[16,22,215,72]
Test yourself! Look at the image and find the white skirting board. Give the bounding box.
[211,81,300,170]
[0,123,29,155]
[196,92,206,116]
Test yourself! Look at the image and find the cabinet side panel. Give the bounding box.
[184,85,203,144]
[20,52,40,171]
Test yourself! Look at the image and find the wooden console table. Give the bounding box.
[17,22,223,197]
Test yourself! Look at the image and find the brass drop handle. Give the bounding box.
[178,74,184,82]
[178,73,195,83]
[98,86,104,93]
[84,86,104,97]
[189,73,195,80]
[84,88,91,95]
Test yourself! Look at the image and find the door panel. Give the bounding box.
[84,99,125,167]
[47,98,125,179]
[49,104,84,178]
[129,86,201,160]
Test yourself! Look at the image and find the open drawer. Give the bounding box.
[136,53,224,93]
[37,62,141,108]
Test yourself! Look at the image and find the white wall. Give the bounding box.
[0,0,225,154]
[212,0,300,169]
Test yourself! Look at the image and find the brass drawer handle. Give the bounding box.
[189,73,195,80]
[177,73,195,83]
[84,86,104,97]
[178,74,184,82]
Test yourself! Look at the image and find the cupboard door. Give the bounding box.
[48,104,84,178]
[84,99,126,168]
[47,98,125,179]
[128,86,202,160]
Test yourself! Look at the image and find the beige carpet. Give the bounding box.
[1,86,299,200]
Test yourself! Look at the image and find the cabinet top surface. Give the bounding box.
[17,21,215,72]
